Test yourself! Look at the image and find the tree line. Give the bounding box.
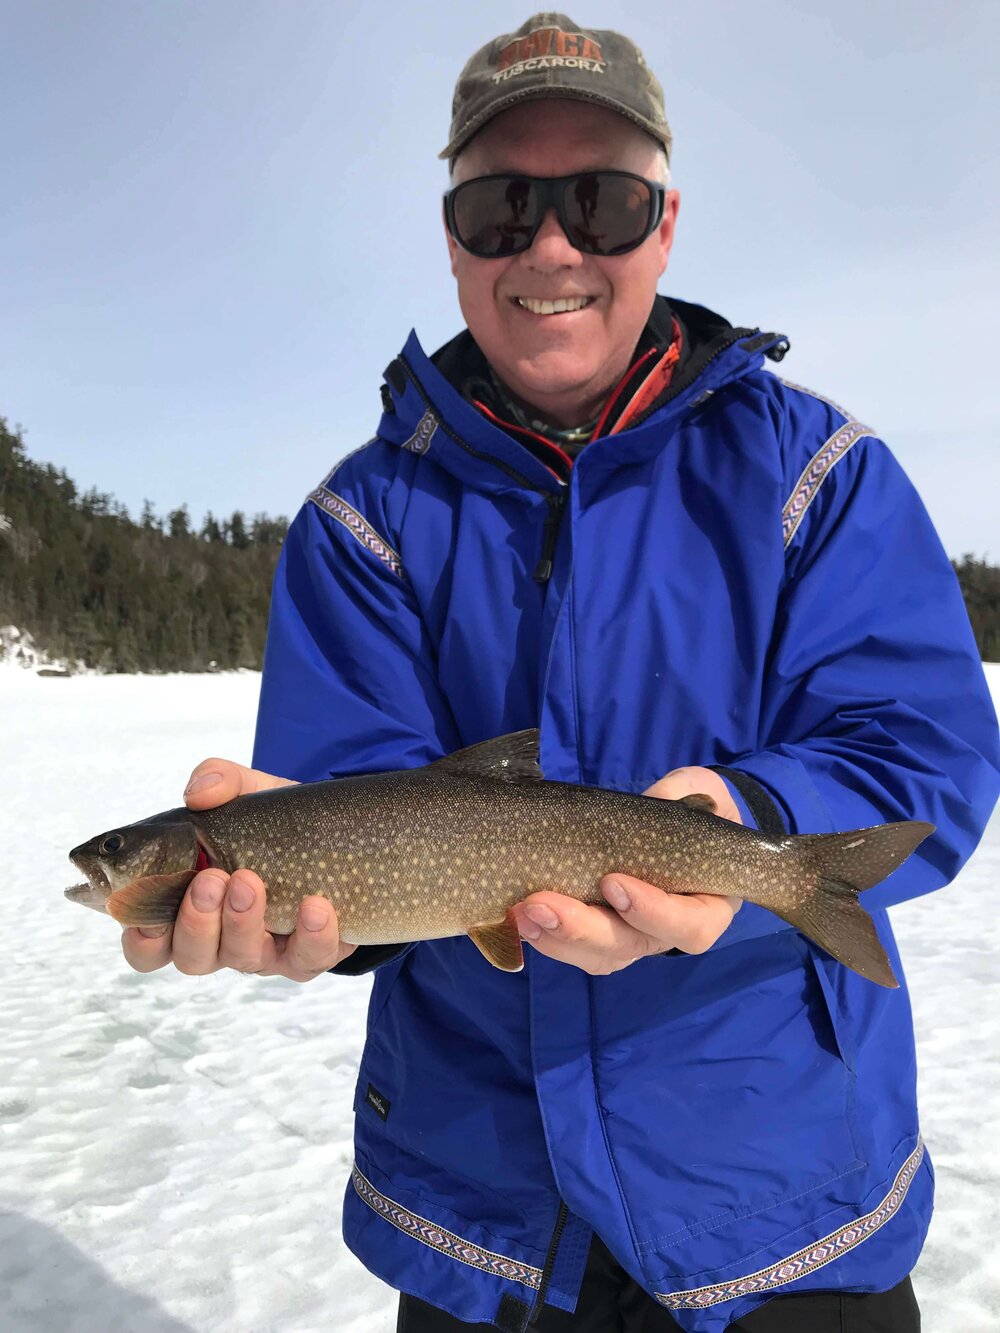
[0,417,288,672]
[952,554,1000,663]
[1,415,997,672]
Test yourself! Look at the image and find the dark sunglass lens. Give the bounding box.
[453,178,539,256]
[563,174,654,255]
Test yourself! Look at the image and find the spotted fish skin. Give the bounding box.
[66,730,933,986]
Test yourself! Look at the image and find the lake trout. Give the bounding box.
[66,729,932,986]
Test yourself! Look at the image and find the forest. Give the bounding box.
[0,418,286,672]
[1,416,997,671]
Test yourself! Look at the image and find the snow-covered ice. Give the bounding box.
[0,665,997,1331]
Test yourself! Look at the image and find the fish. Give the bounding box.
[65,729,933,986]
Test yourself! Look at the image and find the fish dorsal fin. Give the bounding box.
[467,911,524,972]
[434,729,543,783]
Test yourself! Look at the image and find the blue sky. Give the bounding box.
[3,1,997,557]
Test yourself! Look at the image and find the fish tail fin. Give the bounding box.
[106,871,196,927]
[774,820,934,988]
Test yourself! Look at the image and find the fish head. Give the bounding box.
[66,811,200,915]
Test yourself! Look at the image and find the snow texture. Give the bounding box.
[1,665,997,1331]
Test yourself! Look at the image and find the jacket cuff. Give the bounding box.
[329,943,415,976]
[713,776,757,831]
[709,765,787,838]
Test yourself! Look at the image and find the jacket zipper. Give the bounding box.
[528,1201,569,1328]
[533,492,567,583]
[396,355,567,584]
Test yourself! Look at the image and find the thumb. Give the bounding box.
[184,758,297,809]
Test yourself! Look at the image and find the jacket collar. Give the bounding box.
[377,297,789,497]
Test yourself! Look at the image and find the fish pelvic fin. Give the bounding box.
[106,871,196,927]
[468,910,524,972]
[774,821,933,988]
[435,730,543,783]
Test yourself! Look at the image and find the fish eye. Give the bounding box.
[99,833,125,855]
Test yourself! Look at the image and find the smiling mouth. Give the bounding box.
[513,296,596,316]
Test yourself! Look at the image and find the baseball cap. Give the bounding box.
[440,13,671,163]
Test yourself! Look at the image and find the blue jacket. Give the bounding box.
[252,301,999,1332]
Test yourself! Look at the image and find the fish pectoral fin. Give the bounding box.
[677,793,718,815]
[781,880,899,989]
[467,911,524,973]
[106,871,196,927]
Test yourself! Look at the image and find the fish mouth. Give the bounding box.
[68,852,111,895]
[64,881,113,914]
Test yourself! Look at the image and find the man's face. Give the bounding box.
[445,100,680,427]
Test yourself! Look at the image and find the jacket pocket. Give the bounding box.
[596,932,867,1253]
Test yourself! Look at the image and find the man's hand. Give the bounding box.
[509,766,742,976]
[120,758,358,981]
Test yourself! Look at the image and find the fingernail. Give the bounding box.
[228,877,254,912]
[191,874,226,911]
[185,772,222,797]
[603,880,632,912]
[517,916,542,941]
[138,925,169,938]
[300,903,328,932]
[524,904,559,931]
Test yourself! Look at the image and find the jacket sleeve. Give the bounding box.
[717,426,998,959]
[251,455,463,972]
[253,477,460,783]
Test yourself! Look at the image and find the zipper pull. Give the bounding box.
[534,493,566,583]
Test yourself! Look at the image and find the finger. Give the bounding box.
[510,892,651,975]
[184,757,296,809]
[121,923,176,973]
[600,875,741,954]
[267,897,354,982]
[169,868,230,974]
[217,870,271,973]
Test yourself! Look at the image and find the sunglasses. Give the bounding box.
[444,171,666,259]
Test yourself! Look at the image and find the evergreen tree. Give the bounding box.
[168,505,191,540]
[228,510,249,550]
[201,511,224,543]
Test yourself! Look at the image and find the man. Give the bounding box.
[124,16,999,1332]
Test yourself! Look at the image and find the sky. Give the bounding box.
[2,0,997,558]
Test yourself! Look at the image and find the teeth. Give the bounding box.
[516,296,593,315]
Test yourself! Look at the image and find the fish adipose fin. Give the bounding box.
[468,910,524,972]
[778,820,935,989]
[435,729,544,783]
[106,871,197,927]
[678,793,718,815]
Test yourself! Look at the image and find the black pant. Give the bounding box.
[397,1236,920,1332]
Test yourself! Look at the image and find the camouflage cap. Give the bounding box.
[440,13,671,163]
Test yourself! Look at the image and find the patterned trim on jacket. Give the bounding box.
[352,1165,544,1290]
[308,485,406,580]
[657,1139,925,1310]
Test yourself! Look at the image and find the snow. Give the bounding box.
[0,665,997,1331]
